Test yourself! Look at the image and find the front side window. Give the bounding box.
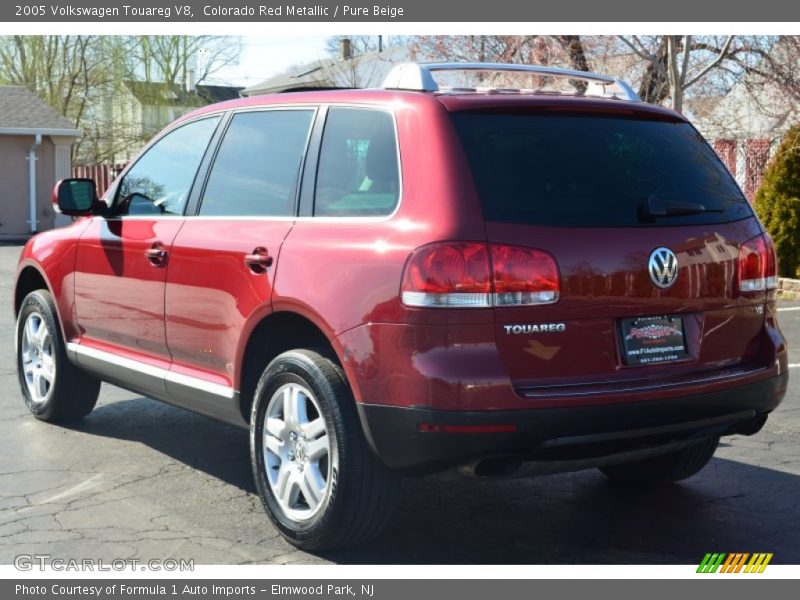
[114,116,220,216]
[314,108,399,217]
[199,110,314,217]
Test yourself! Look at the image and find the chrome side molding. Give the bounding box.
[66,342,246,429]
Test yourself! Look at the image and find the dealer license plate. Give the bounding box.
[620,315,689,366]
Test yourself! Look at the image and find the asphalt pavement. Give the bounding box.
[0,243,798,565]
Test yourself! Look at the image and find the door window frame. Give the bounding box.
[105,113,226,221]
[298,104,403,221]
[102,102,403,223]
[189,105,319,220]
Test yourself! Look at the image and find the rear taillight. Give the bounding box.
[400,242,491,307]
[738,233,778,293]
[401,242,560,308]
[491,244,560,306]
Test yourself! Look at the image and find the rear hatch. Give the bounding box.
[450,105,771,391]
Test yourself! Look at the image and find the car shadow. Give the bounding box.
[70,396,799,564]
[68,395,256,493]
[335,458,800,564]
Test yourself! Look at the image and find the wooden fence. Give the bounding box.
[71,163,127,197]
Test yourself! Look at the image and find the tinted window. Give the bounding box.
[199,110,314,217]
[315,108,399,217]
[452,113,752,227]
[115,116,220,216]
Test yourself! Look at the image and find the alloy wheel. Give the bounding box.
[20,312,56,405]
[263,382,331,521]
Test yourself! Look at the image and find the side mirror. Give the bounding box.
[53,178,99,216]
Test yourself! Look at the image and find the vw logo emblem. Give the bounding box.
[648,247,679,289]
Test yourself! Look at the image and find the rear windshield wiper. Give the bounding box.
[638,197,724,221]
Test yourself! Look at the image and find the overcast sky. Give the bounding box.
[208,35,330,89]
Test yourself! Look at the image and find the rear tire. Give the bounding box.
[250,349,400,550]
[16,290,100,422]
[600,436,719,486]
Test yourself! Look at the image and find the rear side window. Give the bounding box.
[199,110,314,217]
[452,113,752,227]
[314,108,400,217]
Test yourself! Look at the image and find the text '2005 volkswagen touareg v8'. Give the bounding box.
[14,63,788,550]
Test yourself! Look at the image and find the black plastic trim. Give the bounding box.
[357,372,788,474]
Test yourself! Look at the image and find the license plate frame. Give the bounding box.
[620,315,689,366]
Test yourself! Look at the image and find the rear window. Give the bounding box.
[452,112,752,227]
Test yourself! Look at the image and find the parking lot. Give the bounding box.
[0,242,798,565]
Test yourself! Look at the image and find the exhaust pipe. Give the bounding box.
[460,455,523,478]
[460,437,704,478]
[731,414,768,436]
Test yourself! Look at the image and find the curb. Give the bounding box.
[778,277,800,300]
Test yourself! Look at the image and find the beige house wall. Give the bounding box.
[0,135,60,237]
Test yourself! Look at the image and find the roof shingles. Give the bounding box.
[123,80,243,106]
[0,85,77,131]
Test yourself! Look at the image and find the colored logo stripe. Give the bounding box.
[720,553,749,573]
[697,553,726,573]
[745,553,773,573]
[697,553,773,573]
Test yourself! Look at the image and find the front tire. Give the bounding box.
[250,349,400,550]
[16,290,100,422]
[600,436,720,486]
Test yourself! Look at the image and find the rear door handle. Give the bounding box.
[145,245,168,266]
[244,247,273,273]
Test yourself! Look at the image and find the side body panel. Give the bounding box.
[273,98,490,405]
[14,218,94,341]
[70,217,185,399]
[164,219,294,397]
[73,217,185,360]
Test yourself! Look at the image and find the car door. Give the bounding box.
[72,115,222,397]
[163,108,316,425]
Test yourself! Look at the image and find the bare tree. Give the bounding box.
[0,35,242,164]
[318,53,397,89]
[313,36,411,89]
[0,35,118,159]
[738,36,800,113]
[324,35,406,57]
[411,34,788,112]
[616,35,776,110]
[129,35,241,90]
[412,35,593,91]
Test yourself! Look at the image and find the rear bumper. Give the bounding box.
[357,371,788,473]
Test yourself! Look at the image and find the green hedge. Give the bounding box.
[754,125,800,278]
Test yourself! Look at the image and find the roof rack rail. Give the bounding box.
[381,62,641,102]
[278,86,360,93]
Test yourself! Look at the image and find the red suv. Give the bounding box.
[14,63,788,550]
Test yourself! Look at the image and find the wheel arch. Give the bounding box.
[236,309,359,425]
[14,263,51,317]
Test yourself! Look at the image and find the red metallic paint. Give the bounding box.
[13,89,788,428]
[15,218,93,342]
[336,319,785,412]
[164,219,294,389]
[73,217,185,362]
[484,219,769,388]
